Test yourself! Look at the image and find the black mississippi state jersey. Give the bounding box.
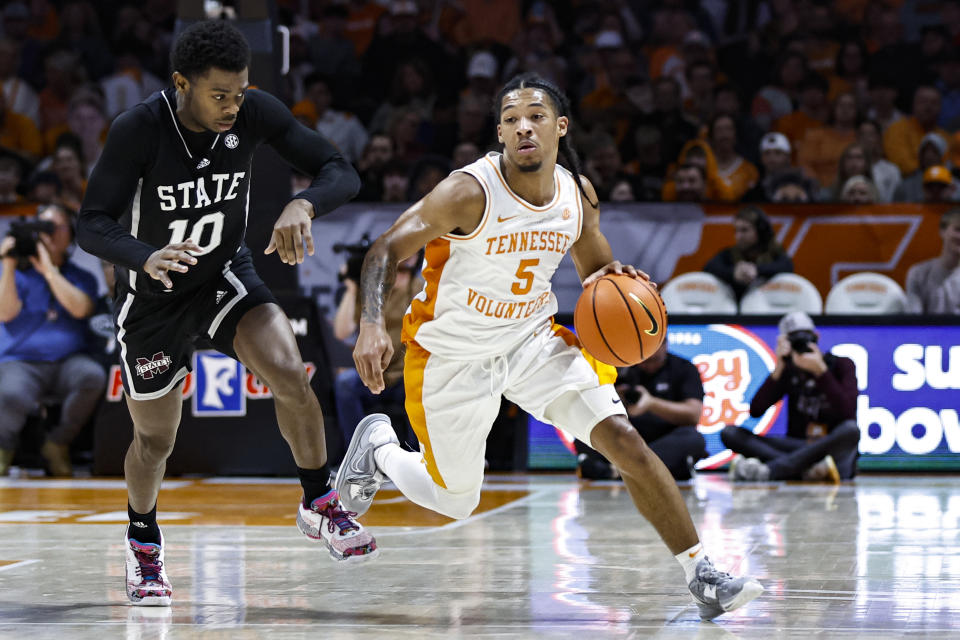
[79,87,358,298]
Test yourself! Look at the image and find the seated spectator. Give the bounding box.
[894,133,952,202]
[25,170,61,205]
[744,133,813,202]
[704,206,793,300]
[640,76,699,168]
[936,49,960,129]
[828,40,868,104]
[865,71,903,131]
[825,142,870,201]
[709,113,758,202]
[857,119,901,202]
[0,88,41,160]
[381,159,410,203]
[772,72,829,149]
[0,203,106,477]
[722,312,860,483]
[840,175,879,204]
[922,166,958,203]
[575,343,706,482]
[298,73,368,165]
[796,91,859,188]
[0,154,22,204]
[672,162,707,203]
[752,51,809,132]
[99,38,164,119]
[584,132,632,201]
[622,125,665,201]
[355,133,394,202]
[331,251,423,449]
[406,154,449,201]
[0,37,39,125]
[770,171,815,203]
[906,207,960,314]
[662,141,734,202]
[609,178,636,202]
[884,85,948,175]
[451,141,481,170]
[49,136,86,211]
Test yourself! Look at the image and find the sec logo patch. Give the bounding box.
[225,133,239,149]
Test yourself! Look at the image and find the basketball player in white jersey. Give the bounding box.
[339,73,763,620]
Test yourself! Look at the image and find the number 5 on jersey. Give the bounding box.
[167,211,225,256]
[511,258,540,295]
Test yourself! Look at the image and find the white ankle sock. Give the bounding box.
[676,543,705,583]
[374,443,444,512]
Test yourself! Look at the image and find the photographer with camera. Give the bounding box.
[331,237,423,451]
[576,342,707,482]
[721,312,860,483]
[0,204,106,476]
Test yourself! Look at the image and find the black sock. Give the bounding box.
[298,464,332,507]
[127,503,161,545]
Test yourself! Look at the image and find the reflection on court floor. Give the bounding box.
[1,474,959,638]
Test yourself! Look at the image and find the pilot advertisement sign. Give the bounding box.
[530,323,960,471]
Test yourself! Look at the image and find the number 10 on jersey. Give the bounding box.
[167,211,225,256]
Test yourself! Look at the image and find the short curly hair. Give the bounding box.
[171,20,250,80]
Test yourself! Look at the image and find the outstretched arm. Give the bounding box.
[252,90,361,265]
[569,175,651,286]
[353,172,485,392]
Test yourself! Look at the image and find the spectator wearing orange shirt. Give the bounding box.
[773,72,829,149]
[884,85,948,175]
[828,40,868,104]
[796,92,859,188]
[662,141,735,202]
[710,113,758,202]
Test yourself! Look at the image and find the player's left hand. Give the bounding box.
[582,260,652,288]
[266,199,314,265]
[29,241,56,279]
[792,343,828,376]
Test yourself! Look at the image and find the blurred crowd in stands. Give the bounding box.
[3,0,960,211]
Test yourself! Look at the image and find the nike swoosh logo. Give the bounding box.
[628,292,660,336]
[612,398,621,404]
[497,214,520,223]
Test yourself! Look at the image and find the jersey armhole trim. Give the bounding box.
[573,173,584,243]
[442,170,490,242]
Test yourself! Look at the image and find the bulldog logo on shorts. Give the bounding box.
[135,352,173,379]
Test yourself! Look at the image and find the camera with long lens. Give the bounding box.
[4,218,56,270]
[332,233,372,284]
[788,330,817,354]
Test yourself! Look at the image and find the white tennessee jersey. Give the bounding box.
[402,151,584,359]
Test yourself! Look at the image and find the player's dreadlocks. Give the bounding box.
[494,73,597,209]
[171,20,250,80]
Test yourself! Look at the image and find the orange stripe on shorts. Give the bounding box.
[403,340,446,489]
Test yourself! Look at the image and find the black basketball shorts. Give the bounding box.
[113,250,278,400]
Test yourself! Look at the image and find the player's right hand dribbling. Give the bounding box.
[353,321,393,394]
[143,241,201,289]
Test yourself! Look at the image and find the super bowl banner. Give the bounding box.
[529,323,960,472]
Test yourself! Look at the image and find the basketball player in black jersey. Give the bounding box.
[78,21,376,607]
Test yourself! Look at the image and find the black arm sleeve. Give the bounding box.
[248,90,360,217]
[77,106,159,271]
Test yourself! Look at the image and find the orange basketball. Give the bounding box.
[573,273,668,366]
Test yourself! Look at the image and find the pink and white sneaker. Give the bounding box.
[124,527,172,606]
[296,489,379,562]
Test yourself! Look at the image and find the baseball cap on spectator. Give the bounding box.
[923,165,952,185]
[390,0,418,16]
[467,51,498,80]
[920,132,948,159]
[761,132,791,154]
[683,30,711,49]
[594,30,624,49]
[778,311,816,336]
